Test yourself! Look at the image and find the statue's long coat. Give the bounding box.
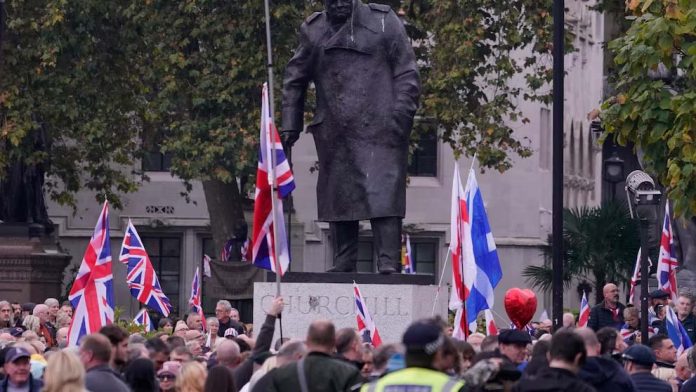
[281,2,420,222]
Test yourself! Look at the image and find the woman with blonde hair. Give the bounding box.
[176,361,207,392]
[22,315,41,334]
[43,350,87,392]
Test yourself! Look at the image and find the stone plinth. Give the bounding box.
[253,272,447,344]
[0,225,72,303]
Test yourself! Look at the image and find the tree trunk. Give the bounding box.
[594,271,606,305]
[201,179,246,261]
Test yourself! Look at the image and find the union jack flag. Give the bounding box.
[658,202,679,302]
[578,291,590,328]
[133,308,153,332]
[220,239,233,262]
[401,234,415,274]
[67,201,115,346]
[251,83,295,276]
[189,267,207,331]
[119,220,172,317]
[353,282,382,347]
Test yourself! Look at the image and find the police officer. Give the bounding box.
[361,321,465,391]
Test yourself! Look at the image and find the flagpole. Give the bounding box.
[431,248,451,316]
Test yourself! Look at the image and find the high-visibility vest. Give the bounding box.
[360,367,465,392]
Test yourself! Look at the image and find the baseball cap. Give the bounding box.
[8,327,24,338]
[402,321,443,354]
[224,328,239,338]
[498,329,532,345]
[5,347,31,363]
[622,344,655,367]
[649,289,670,300]
[21,303,35,313]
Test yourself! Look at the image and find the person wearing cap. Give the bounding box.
[157,361,181,392]
[588,283,626,331]
[648,289,670,324]
[514,330,595,392]
[256,319,362,392]
[360,320,464,392]
[1,347,43,392]
[622,343,671,392]
[497,329,531,366]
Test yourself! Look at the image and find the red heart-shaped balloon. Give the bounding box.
[504,288,538,329]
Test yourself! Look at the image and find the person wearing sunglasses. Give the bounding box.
[157,361,181,392]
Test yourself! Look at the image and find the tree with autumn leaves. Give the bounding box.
[602,0,696,218]
[1,0,555,252]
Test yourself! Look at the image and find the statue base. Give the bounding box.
[0,224,71,303]
[253,272,446,345]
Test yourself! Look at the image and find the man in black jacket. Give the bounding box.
[678,294,696,343]
[514,330,596,392]
[575,327,636,392]
[622,344,671,392]
[588,283,626,331]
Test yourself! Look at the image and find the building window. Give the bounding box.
[355,237,438,274]
[408,131,438,177]
[142,129,172,172]
[143,149,173,172]
[140,236,181,314]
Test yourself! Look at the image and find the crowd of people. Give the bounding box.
[1,284,696,391]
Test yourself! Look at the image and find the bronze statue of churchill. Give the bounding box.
[281,0,420,273]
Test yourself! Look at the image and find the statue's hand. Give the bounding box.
[280,130,300,150]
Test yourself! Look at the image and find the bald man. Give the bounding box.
[588,283,625,331]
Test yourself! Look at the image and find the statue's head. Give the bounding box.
[325,0,353,24]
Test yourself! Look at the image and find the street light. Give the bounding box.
[625,170,662,345]
[603,152,625,201]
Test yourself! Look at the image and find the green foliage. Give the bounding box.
[405,0,555,171]
[601,0,696,217]
[113,307,160,338]
[1,0,556,211]
[523,202,640,303]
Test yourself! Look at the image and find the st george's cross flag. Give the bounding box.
[449,164,475,340]
[189,267,207,332]
[134,309,153,332]
[119,220,172,316]
[251,83,295,276]
[353,282,382,347]
[658,202,679,302]
[462,168,502,334]
[578,292,590,328]
[67,201,115,346]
